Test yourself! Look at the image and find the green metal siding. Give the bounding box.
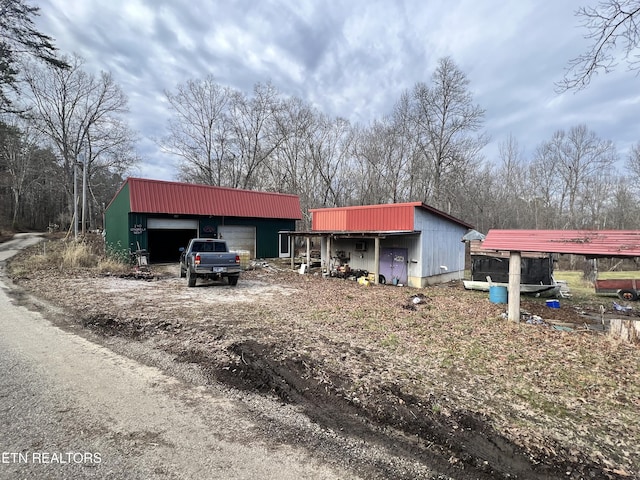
[255,218,295,258]
[104,183,131,258]
[105,181,297,260]
[200,217,295,258]
[128,213,148,252]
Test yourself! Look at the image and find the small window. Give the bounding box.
[355,241,366,252]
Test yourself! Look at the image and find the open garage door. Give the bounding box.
[218,225,256,259]
[147,218,198,263]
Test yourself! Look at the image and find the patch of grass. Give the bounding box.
[8,235,129,276]
[62,241,98,268]
[96,257,131,275]
[380,333,400,349]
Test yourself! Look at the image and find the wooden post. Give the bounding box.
[374,237,380,285]
[290,235,294,270]
[508,251,522,322]
[326,235,331,273]
[306,236,311,273]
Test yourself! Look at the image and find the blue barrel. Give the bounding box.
[489,286,508,304]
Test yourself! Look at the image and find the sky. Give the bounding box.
[33,0,639,181]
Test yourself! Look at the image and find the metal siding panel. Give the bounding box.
[310,202,472,233]
[313,210,346,230]
[104,182,131,256]
[416,209,467,277]
[346,205,414,231]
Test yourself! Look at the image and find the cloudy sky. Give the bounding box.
[33,0,639,181]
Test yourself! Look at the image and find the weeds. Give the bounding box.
[8,234,129,276]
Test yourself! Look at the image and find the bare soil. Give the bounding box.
[7,247,640,480]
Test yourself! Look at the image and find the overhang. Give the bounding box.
[482,230,640,258]
[282,230,421,239]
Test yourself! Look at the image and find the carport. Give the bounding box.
[481,230,640,322]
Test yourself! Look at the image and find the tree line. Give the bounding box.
[158,59,640,232]
[1,0,639,235]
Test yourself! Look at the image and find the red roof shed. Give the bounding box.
[310,202,472,232]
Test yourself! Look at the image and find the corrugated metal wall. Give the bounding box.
[313,205,414,231]
[104,182,131,257]
[414,209,467,278]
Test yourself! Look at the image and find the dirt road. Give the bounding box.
[0,234,361,480]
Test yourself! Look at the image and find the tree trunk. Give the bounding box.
[609,318,640,345]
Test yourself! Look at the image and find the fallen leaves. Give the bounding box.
[9,262,640,476]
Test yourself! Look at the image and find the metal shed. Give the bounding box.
[104,178,302,262]
[289,202,473,287]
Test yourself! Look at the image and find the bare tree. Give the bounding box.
[409,57,487,209]
[627,142,640,189]
[307,115,354,208]
[268,96,317,193]
[0,115,61,228]
[21,53,136,227]
[352,115,411,205]
[558,0,640,91]
[0,116,34,226]
[161,75,233,186]
[495,135,534,228]
[227,82,285,190]
[534,125,617,228]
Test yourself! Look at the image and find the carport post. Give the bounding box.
[374,237,380,285]
[508,251,522,322]
[290,235,294,270]
[306,236,311,273]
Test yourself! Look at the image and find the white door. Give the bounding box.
[218,226,256,258]
[278,233,291,258]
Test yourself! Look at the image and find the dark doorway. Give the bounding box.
[148,229,197,263]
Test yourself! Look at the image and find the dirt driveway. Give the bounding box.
[9,252,640,480]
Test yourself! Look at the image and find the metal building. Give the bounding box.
[104,178,302,262]
[302,202,472,288]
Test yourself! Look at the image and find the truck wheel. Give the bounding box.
[187,269,196,287]
[179,265,186,278]
[618,289,638,301]
[228,275,239,286]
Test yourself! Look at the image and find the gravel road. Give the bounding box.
[0,234,360,480]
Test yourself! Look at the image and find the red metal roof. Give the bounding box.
[310,202,472,231]
[482,230,640,257]
[121,178,302,219]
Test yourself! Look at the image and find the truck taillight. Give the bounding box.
[195,254,201,265]
[235,255,240,264]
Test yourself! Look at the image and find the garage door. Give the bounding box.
[218,226,256,258]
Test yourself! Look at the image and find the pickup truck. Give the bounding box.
[179,238,241,287]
